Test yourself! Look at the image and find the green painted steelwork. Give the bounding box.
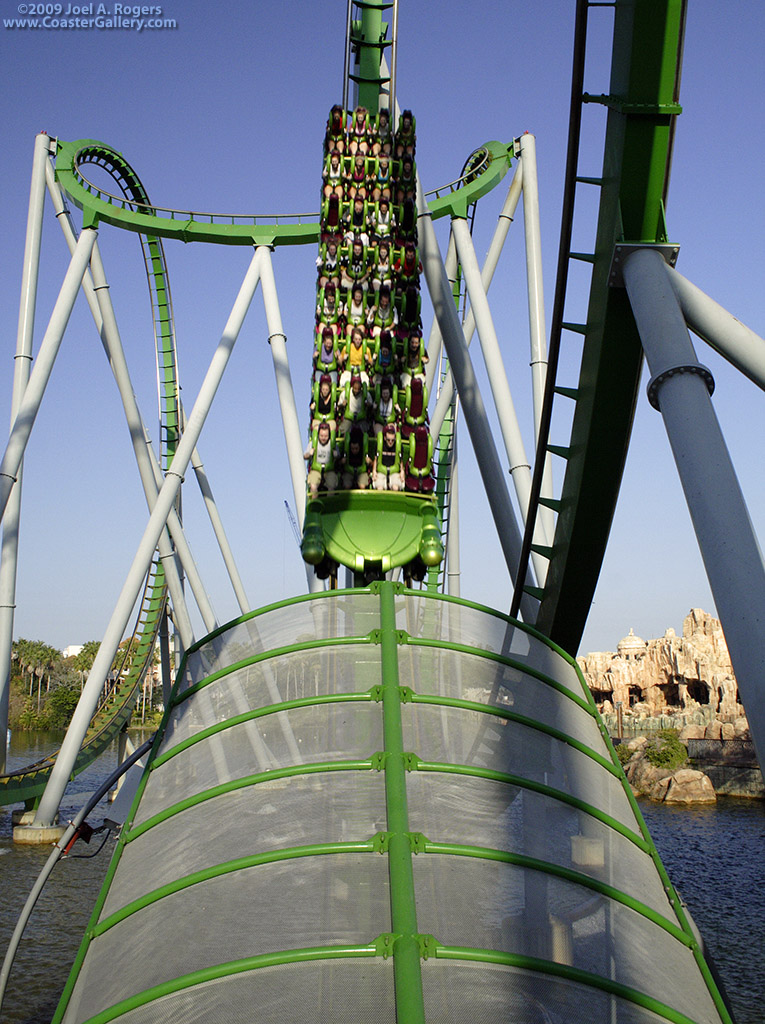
[348,0,391,113]
[126,760,379,842]
[171,634,374,708]
[408,693,622,776]
[53,944,386,1024]
[420,841,693,946]
[93,841,385,938]
[411,760,650,852]
[53,587,732,1023]
[379,580,427,1023]
[302,491,443,577]
[432,948,727,1024]
[152,691,376,770]
[403,636,597,714]
[54,138,513,245]
[0,560,165,807]
[532,0,688,652]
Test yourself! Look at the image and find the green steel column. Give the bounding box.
[379,581,426,1023]
[353,0,386,114]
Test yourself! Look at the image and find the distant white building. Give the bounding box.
[63,644,84,659]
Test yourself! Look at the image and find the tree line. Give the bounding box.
[8,637,160,731]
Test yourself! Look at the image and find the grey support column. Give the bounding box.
[45,169,197,647]
[623,247,765,770]
[429,164,523,439]
[451,215,550,585]
[0,227,97,521]
[666,265,765,391]
[417,180,538,623]
[32,249,262,830]
[0,133,51,771]
[257,244,323,594]
[518,133,555,544]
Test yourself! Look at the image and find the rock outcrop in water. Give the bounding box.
[578,608,745,722]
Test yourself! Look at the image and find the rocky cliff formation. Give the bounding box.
[578,609,744,720]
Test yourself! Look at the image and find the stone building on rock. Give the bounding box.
[578,609,744,720]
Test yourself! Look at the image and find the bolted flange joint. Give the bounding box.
[646,363,715,411]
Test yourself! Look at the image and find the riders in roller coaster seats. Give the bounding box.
[399,331,428,387]
[322,149,344,198]
[369,197,394,239]
[340,426,371,489]
[340,238,371,293]
[325,104,346,154]
[314,324,339,380]
[339,326,370,385]
[396,198,417,242]
[394,109,416,158]
[370,330,395,383]
[321,193,343,235]
[348,106,372,155]
[372,239,393,290]
[316,282,340,324]
[371,153,392,201]
[371,377,400,434]
[404,426,435,493]
[398,285,422,330]
[305,421,338,498]
[395,155,416,204]
[310,374,338,432]
[337,372,371,436]
[394,242,421,290]
[343,196,370,245]
[344,285,368,329]
[401,376,429,438]
[346,154,371,199]
[369,284,397,336]
[317,239,340,288]
[373,423,404,491]
[373,108,392,156]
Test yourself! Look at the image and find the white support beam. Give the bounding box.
[623,248,765,774]
[417,180,538,622]
[33,249,263,829]
[0,228,97,523]
[666,265,765,391]
[0,133,52,771]
[518,133,555,543]
[429,163,523,439]
[257,244,323,594]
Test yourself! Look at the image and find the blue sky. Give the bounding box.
[0,1,763,655]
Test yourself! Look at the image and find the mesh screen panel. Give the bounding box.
[107,960,396,1024]
[396,595,583,694]
[420,961,694,1024]
[133,702,383,826]
[60,591,727,1024]
[162,644,380,754]
[402,702,636,829]
[103,771,387,920]
[64,855,390,1024]
[398,644,603,752]
[405,772,672,918]
[180,593,380,688]
[413,855,721,1024]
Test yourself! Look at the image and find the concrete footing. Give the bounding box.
[13,822,66,844]
[11,808,36,825]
